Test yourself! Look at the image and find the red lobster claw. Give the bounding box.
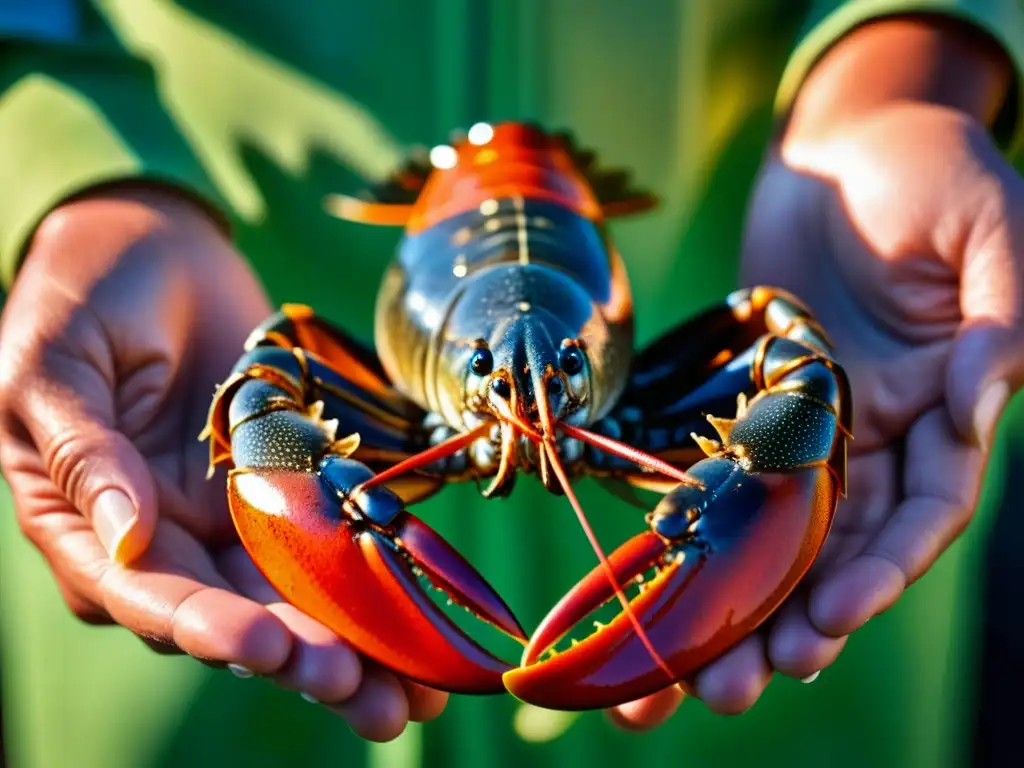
[229,455,525,694]
[503,457,836,709]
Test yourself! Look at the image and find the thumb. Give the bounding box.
[946,186,1024,450]
[19,362,159,565]
[946,323,1018,451]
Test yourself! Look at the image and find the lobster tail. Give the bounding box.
[324,122,659,227]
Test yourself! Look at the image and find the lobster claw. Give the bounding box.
[503,457,836,710]
[228,455,525,694]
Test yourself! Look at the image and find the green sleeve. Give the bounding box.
[775,0,1024,151]
[0,40,228,290]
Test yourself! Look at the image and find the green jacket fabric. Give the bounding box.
[2,2,1023,767]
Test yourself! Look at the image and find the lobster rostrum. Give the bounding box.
[202,122,852,710]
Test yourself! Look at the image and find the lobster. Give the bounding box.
[202,121,852,711]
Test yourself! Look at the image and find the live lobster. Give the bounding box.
[201,122,852,711]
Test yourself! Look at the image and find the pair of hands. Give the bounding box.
[2,20,1022,742]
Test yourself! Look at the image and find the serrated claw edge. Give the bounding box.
[736,392,749,418]
[691,433,720,457]
[331,432,361,457]
[706,414,736,444]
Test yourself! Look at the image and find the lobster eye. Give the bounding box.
[490,377,511,399]
[559,344,585,376]
[469,348,493,376]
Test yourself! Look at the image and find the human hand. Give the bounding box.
[610,15,1023,726]
[0,186,446,741]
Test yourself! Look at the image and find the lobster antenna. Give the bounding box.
[361,421,491,490]
[559,422,703,489]
[528,359,673,681]
[541,434,676,683]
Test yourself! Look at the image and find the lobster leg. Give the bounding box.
[503,287,852,709]
[202,306,525,694]
[584,286,849,494]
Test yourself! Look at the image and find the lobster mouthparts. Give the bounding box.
[503,459,836,710]
[228,462,525,694]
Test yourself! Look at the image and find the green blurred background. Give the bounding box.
[1,1,1022,766]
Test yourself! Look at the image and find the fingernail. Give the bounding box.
[228,664,254,678]
[973,380,1010,450]
[300,692,319,704]
[93,489,138,560]
[801,671,821,684]
[513,704,578,743]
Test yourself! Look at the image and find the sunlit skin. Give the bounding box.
[0,13,1020,742]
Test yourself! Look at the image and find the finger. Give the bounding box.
[332,665,410,742]
[0,435,114,621]
[216,543,369,705]
[13,352,158,564]
[946,169,1024,449]
[809,408,982,636]
[92,518,296,674]
[691,634,773,715]
[398,678,449,723]
[113,576,293,673]
[767,593,847,680]
[606,685,685,731]
[947,321,1017,449]
[264,603,363,705]
[221,546,446,722]
[5,433,298,674]
[804,448,900,585]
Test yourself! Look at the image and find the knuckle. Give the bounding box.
[42,427,115,504]
[21,528,113,625]
[31,205,83,252]
[11,499,60,554]
[6,491,115,632]
[959,168,1024,272]
[970,175,1012,241]
[61,586,112,626]
[99,565,177,648]
[864,547,908,587]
